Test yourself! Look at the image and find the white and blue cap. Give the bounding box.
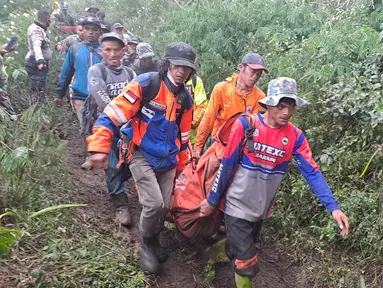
[259,77,307,109]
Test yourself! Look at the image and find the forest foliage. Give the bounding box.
[0,0,383,286]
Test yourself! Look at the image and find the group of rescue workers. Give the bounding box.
[0,4,351,287]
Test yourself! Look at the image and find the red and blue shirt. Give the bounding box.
[208,113,340,222]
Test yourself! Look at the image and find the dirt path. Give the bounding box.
[66,123,305,288]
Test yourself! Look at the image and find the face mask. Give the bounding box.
[167,69,178,87]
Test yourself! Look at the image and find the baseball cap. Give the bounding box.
[165,42,196,70]
[128,35,141,45]
[137,43,155,59]
[85,7,100,13]
[259,77,307,109]
[81,17,101,28]
[241,53,268,73]
[112,23,124,31]
[100,22,111,33]
[101,32,125,47]
[61,2,69,10]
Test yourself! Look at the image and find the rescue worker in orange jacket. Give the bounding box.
[193,53,267,158]
[87,42,196,275]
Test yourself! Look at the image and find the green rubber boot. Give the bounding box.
[206,238,231,263]
[235,273,252,288]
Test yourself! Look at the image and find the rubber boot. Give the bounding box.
[235,273,252,288]
[139,236,160,274]
[111,193,132,227]
[155,234,168,263]
[206,238,231,264]
[80,156,92,170]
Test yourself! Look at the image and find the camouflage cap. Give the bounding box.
[101,32,125,47]
[165,42,196,70]
[137,42,155,59]
[112,23,124,31]
[259,77,307,108]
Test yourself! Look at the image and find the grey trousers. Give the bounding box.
[129,151,176,238]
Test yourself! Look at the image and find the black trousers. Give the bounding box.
[225,213,263,277]
[25,56,49,105]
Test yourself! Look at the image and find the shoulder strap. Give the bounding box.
[85,45,103,61]
[140,72,161,109]
[122,66,135,82]
[93,63,107,81]
[244,114,256,153]
[175,88,190,127]
[191,73,197,89]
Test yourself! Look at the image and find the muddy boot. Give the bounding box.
[155,234,168,263]
[111,193,132,227]
[206,238,231,264]
[80,157,92,170]
[235,273,252,288]
[139,236,160,275]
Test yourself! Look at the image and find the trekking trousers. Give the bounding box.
[129,151,176,238]
[225,213,263,278]
[24,59,48,106]
[104,151,125,197]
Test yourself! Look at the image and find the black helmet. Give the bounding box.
[165,42,196,70]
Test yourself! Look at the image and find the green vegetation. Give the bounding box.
[1,0,383,287]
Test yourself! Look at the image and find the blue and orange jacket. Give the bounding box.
[87,73,194,173]
[208,113,340,222]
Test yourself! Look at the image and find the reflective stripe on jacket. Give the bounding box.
[87,72,194,172]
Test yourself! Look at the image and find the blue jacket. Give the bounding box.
[56,42,101,100]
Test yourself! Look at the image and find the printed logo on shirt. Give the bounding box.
[251,142,286,163]
[211,163,223,193]
[124,90,138,104]
[90,76,99,86]
[224,103,231,108]
[253,128,259,137]
[246,105,254,113]
[107,80,130,98]
[148,100,166,111]
[282,137,289,146]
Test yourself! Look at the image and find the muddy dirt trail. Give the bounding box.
[66,122,305,288]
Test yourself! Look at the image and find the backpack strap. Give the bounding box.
[93,63,107,80]
[122,66,135,82]
[140,72,161,109]
[191,73,197,90]
[244,114,256,153]
[85,45,103,62]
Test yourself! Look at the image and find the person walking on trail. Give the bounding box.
[199,77,350,288]
[184,74,207,146]
[52,2,74,26]
[111,23,125,35]
[85,32,136,227]
[131,42,161,75]
[193,53,267,158]
[55,23,85,80]
[123,36,141,66]
[97,12,111,33]
[87,42,196,274]
[84,7,100,17]
[54,16,102,169]
[24,10,53,106]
